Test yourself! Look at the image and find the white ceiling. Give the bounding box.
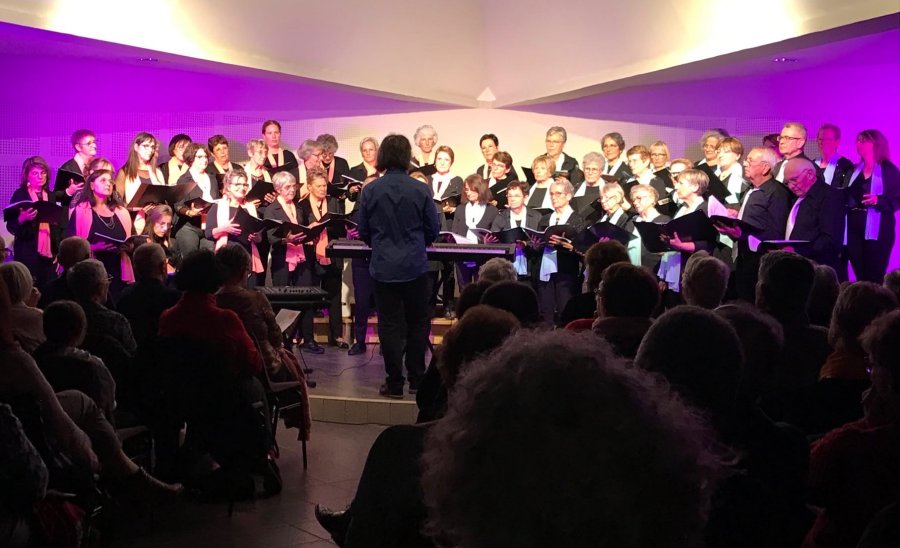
[0,0,897,106]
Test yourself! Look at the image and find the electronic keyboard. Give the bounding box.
[326,239,515,262]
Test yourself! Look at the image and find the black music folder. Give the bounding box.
[231,207,281,244]
[709,215,763,235]
[3,200,64,224]
[183,196,214,213]
[410,164,437,177]
[266,160,299,176]
[758,240,813,254]
[523,224,576,246]
[127,182,196,208]
[245,180,275,203]
[705,173,731,204]
[88,233,149,251]
[270,219,330,240]
[522,167,536,185]
[583,221,637,246]
[435,193,461,209]
[494,227,529,244]
[633,211,718,253]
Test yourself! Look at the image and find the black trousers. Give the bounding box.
[846,212,895,282]
[273,262,314,343]
[352,263,375,345]
[374,274,430,389]
[538,272,579,326]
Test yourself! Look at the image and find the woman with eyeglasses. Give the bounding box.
[600,132,631,183]
[174,143,219,254]
[206,170,265,288]
[571,152,606,221]
[695,129,727,183]
[629,183,672,275]
[115,132,166,234]
[5,156,60,289]
[844,129,900,282]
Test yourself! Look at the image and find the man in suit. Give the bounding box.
[357,134,441,399]
[545,126,584,185]
[773,122,820,183]
[814,124,856,188]
[715,147,792,301]
[782,158,845,272]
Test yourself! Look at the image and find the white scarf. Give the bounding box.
[848,162,884,241]
[464,202,486,241]
[816,154,839,186]
[605,158,624,175]
[574,181,600,198]
[601,208,624,225]
[432,173,454,200]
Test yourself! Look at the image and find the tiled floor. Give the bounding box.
[119,421,386,547]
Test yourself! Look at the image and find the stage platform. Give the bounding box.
[300,316,449,426]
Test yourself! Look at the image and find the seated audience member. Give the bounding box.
[884,268,900,303]
[561,240,630,328]
[115,243,180,349]
[479,281,542,327]
[634,306,811,548]
[714,303,785,405]
[158,250,262,377]
[476,257,517,284]
[317,305,521,546]
[0,275,181,506]
[454,280,495,320]
[756,252,830,392]
[591,263,659,359]
[67,259,137,357]
[808,264,840,328]
[0,262,45,353]
[215,244,302,383]
[681,251,730,309]
[33,300,116,420]
[0,401,48,546]
[806,310,900,548]
[39,236,91,308]
[421,329,723,548]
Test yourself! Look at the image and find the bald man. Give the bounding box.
[781,158,845,271]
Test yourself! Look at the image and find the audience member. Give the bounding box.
[715,303,785,405]
[454,279,494,320]
[421,329,723,548]
[0,261,45,353]
[884,268,900,303]
[681,251,730,309]
[67,259,137,357]
[634,306,811,548]
[591,263,659,359]
[479,281,542,327]
[38,236,90,309]
[806,310,900,548]
[115,243,180,349]
[561,240,630,327]
[476,257,517,284]
[33,301,117,420]
[808,264,840,328]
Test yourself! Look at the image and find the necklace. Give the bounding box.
[96,210,116,230]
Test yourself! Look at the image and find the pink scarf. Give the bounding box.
[277,196,305,272]
[72,202,134,282]
[214,198,263,273]
[27,188,52,258]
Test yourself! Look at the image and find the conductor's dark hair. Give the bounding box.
[479,133,498,147]
[167,134,192,157]
[422,329,722,548]
[635,306,744,412]
[376,133,413,172]
[175,249,223,294]
[598,263,659,318]
[480,281,541,327]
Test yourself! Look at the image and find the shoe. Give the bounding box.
[301,341,325,355]
[408,382,419,395]
[315,504,351,542]
[330,339,350,350]
[379,384,403,399]
[118,467,183,506]
[348,342,367,356]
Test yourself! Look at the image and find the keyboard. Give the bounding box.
[256,286,330,310]
[326,239,515,262]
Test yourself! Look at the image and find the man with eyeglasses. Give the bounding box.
[713,147,792,301]
[773,122,821,183]
[814,124,855,188]
[53,129,97,207]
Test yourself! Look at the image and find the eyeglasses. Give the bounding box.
[230,182,250,188]
[632,195,651,202]
[79,140,98,147]
[549,191,567,196]
[777,135,802,142]
[195,154,208,159]
[139,143,158,149]
[743,158,767,165]
[583,166,602,172]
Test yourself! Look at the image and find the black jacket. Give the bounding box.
[538,210,587,276]
[449,203,499,238]
[787,181,845,271]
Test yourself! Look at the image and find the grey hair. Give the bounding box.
[316,133,339,153]
[546,126,568,142]
[582,152,605,168]
[550,178,574,196]
[478,258,518,284]
[700,129,728,145]
[783,122,808,140]
[67,259,108,302]
[297,139,323,160]
[359,136,379,152]
[414,125,437,146]
[749,146,779,169]
[272,171,297,192]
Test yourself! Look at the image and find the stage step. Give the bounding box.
[309,395,417,425]
[312,316,455,345]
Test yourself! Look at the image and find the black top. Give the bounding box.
[449,203,499,238]
[6,186,61,265]
[264,149,300,183]
[174,171,220,232]
[65,210,126,280]
[537,210,587,276]
[323,156,352,185]
[52,158,84,207]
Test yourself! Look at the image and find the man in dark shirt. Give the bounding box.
[67,259,137,356]
[357,134,441,398]
[116,243,180,349]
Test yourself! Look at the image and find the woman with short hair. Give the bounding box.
[159,133,192,185]
[525,154,556,210]
[5,156,60,288]
[205,170,265,288]
[601,132,631,182]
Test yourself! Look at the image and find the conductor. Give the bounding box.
[357,134,441,399]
